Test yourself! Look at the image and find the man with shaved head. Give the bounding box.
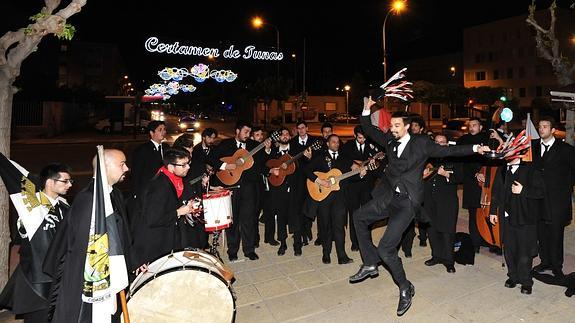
[44,149,134,323]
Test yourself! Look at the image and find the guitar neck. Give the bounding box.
[246,141,267,158]
[189,173,206,185]
[285,150,305,166]
[335,168,362,182]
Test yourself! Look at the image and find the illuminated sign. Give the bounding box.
[157,65,237,83]
[145,37,284,61]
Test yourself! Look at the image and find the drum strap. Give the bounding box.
[183,251,234,282]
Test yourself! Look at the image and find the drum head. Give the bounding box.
[126,269,235,323]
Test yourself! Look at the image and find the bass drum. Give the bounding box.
[125,250,235,323]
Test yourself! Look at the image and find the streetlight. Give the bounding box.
[344,85,351,124]
[450,66,456,77]
[251,15,281,128]
[383,0,406,81]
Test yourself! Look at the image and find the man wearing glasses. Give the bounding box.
[132,147,199,267]
[0,162,72,322]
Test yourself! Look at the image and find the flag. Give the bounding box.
[523,113,540,162]
[0,152,61,301]
[80,146,128,322]
[364,97,391,132]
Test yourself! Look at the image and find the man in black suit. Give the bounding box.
[132,148,199,267]
[209,121,270,261]
[349,101,490,316]
[189,128,218,179]
[423,134,463,273]
[456,117,491,253]
[130,121,168,199]
[264,127,304,256]
[341,125,378,251]
[531,116,575,277]
[45,149,134,323]
[489,156,545,294]
[0,162,72,323]
[305,134,357,265]
[289,121,316,246]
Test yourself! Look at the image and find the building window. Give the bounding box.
[431,104,441,119]
[507,68,513,79]
[518,66,525,78]
[519,88,526,97]
[475,71,486,81]
[325,102,337,111]
[536,86,543,97]
[284,102,293,111]
[493,69,499,80]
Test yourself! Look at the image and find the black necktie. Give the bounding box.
[157,144,163,158]
[392,141,400,157]
[204,147,210,155]
[359,144,364,155]
[281,149,288,155]
[542,143,549,156]
[53,202,62,220]
[237,142,242,149]
[332,152,337,160]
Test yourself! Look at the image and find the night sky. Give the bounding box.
[1,0,564,95]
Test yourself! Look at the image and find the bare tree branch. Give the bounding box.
[0,30,26,66]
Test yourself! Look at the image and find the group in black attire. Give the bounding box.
[1,109,574,321]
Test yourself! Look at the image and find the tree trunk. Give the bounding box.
[565,109,574,146]
[0,73,14,289]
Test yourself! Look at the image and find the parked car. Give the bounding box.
[179,115,200,132]
[94,118,149,134]
[442,118,470,140]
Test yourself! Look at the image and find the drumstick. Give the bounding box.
[120,290,130,323]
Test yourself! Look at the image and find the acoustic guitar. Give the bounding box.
[216,131,280,186]
[266,140,323,187]
[307,162,379,202]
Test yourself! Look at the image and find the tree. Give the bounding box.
[526,0,575,145]
[247,77,291,127]
[0,0,88,288]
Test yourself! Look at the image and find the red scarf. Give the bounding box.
[158,166,184,198]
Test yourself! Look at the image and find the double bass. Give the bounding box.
[476,166,501,248]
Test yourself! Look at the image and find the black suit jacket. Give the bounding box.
[489,164,545,226]
[423,158,463,232]
[190,143,211,179]
[130,141,169,197]
[456,132,492,209]
[531,138,575,225]
[304,150,355,191]
[209,138,266,184]
[361,114,476,206]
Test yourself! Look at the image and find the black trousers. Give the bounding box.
[18,308,50,323]
[346,184,372,248]
[467,208,483,248]
[354,193,415,289]
[318,193,347,260]
[428,226,455,265]
[227,182,257,256]
[504,218,536,287]
[263,190,276,243]
[265,188,300,247]
[537,219,566,271]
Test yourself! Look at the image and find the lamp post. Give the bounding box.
[252,16,281,128]
[383,1,406,81]
[344,85,351,124]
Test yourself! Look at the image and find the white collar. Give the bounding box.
[328,149,339,155]
[279,143,290,151]
[541,137,555,147]
[299,135,308,143]
[42,192,59,207]
[151,140,161,150]
[398,133,411,144]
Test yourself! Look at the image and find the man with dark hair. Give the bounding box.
[410,115,426,135]
[210,121,269,261]
[306,134,357,265]
[350,101,490,316]
[290,120,317,246]
[190,127,218,180]
[321,122,333,139]
[457,117,491,253]
[0,161,72,323]
[132,148,198,267]
[532,116,575,277]
[341,125,378,251]
[130,120,168,213]
[251,126,265,143]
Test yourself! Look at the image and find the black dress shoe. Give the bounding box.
[349,264,379,283]
[266,239,280,246]
[489,246,502,255]
[404,251,412,258]
[504,278,516,288]
[294,248,302,256]
[302,239,309,246]
[322,254,331,264]
[520,285,532,295]
[419,240,427,247]
[445,264,456,273]
[424,258,441,266]
[474,246,480,254]
[246,252,259,260]
[255,242,260,248]
[552,269,565,278]
[228,254,238,262]
[397,282,415,316]
[277,245,287,256]
[532,263,551,273]
[338,257,354,265]
[314,238,322,246]
[351,245,359,252]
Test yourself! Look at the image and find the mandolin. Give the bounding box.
[266,140,323,187]
[307,162,379,202]
[216,131,280,186]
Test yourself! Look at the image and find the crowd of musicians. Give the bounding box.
[1,103,575,321]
